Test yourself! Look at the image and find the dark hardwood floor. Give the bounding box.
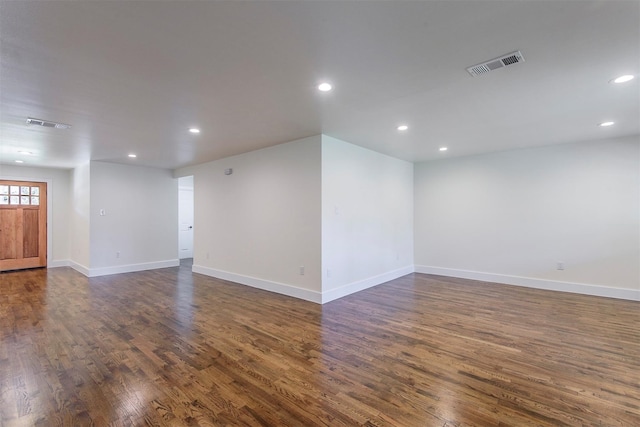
[1,263,638,426]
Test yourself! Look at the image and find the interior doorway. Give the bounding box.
[178,176,194,260]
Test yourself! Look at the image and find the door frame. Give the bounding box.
[0,175,54,267]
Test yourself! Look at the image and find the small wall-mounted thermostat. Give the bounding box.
[224,168,233,175]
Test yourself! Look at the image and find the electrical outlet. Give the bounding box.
[116,251,120,258]
[556,261,564,271]
[299,266,305,275]
[326,268,331,278]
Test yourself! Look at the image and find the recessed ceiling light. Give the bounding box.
[318,82,332,92]
[599,121,615,127]
[439,147,448,151]
[397,125,409,131]
[18,151,32,155]
[15,160,24,163]
[611,75,635,84]
[128,154,137,158]
[189,128,200,134]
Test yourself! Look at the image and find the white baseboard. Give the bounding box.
[415,265,640,301]
[192,265,322,304]
[59,259,637,302]
[321,265,415,304]
[68,261,91,276]
[48,259,70,268]
[65,259,180,277]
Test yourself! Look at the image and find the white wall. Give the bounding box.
[0,164,71,266]
[178,136,322,302]
[89,161,178,275]
[70,163,91,271]
[414,136,640,300]
[321,135,414,302]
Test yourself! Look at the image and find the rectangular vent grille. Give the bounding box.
[26,117,72,129]
[467,51,525,77]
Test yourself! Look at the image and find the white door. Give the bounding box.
[178,177,194,259]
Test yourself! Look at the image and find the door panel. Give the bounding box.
[0,180,47,271]
[0,210,17,259]
[23,209,39,258]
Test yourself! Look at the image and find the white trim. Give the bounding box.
[415,265,640,301]
[48,259,70,268]
[54,259,639,302]
[191,265,415,304]
[192,265,322,304]
[68,260,91,276]
[80,259,180,277]
[321,265,415,304]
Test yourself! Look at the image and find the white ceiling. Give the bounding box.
[1,1,638,170]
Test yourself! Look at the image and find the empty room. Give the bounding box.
[0,1,638,426]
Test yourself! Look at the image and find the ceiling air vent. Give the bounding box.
[26,117,72,129]
[466,51,525,77]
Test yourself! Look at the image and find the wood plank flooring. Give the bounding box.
[1,263,639,426]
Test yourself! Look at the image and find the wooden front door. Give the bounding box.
[0,180,47,271]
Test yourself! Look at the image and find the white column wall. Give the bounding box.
[70,163,91,271]
[321,135,414,303]
[178,136,323,303]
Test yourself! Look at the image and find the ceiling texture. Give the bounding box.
[0,1,638,170]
